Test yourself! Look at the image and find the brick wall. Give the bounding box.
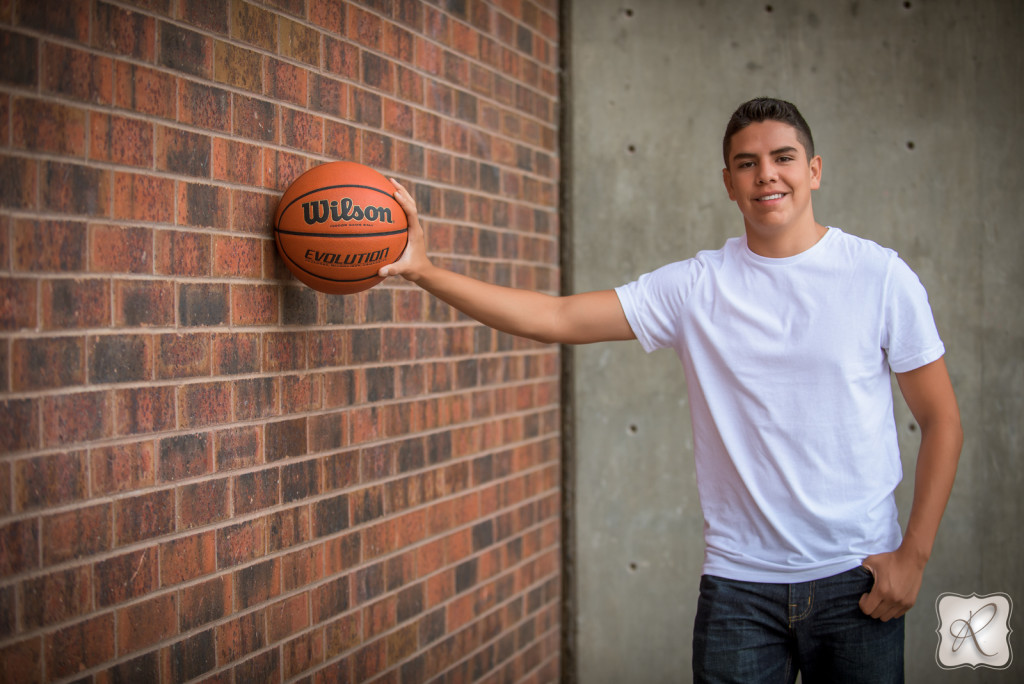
[0,1,562,682]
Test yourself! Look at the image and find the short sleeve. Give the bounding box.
[883,256,945,373]
[615,259,702,353]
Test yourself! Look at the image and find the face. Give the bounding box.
[722,120,822,240]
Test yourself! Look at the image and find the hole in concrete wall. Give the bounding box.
[628,424,639,434]
[765,4,773,12]
[627,144,636,153]
[903,1,912,8]
[629,562,638,571]
[624,8,634,17]
[906,141,915,150]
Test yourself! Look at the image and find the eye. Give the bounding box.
[776,155,794,163]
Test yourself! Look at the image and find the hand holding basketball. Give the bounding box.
[379,178,431,282]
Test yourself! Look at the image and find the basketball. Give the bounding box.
[274,161,408,295]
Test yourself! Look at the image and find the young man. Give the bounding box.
[380,98,963,682]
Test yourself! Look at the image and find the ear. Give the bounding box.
[722,167,737,201]
[809,155,823,190]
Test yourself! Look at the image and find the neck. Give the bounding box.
[744,217,828,258]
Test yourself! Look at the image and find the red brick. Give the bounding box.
[214,425,262,471]
[19,565,90,628]
[324,35,360,80]
[233,93,277,143]
[231,283,278,326]
[266,57,308,107]
[157,332,212,379]
[233,557,280,610]
[0,156,36,214]
[12,97,86,155]
[0,398,39,455]
[42,42,113,104]
[160,531,216,585]
[112,172,175,223]
[0,636,41,684]
[268,593,309,643]
[178,181,230,228]
[114,61,177,119]
[45,613,115,680]
[216,609,267,667]
[179,575,231,631]
[212,138,262,185]
[310,73,348,117]
[231,648,278,684]
[178,381,232,428]
[283,629,324,679]
[262,148,308,192]
[42,502,111,565]
[213,331,260,375]
[14,451,86,511]
[280,16,320,65]
[264,331,306,372]
[90,224,152,273]
[94,547,158,608]
[230,188,276,234]
[213,235,262,278]
[164,628,218,682]
[113,386,176,437]
[159,21,213,78]
[324,611,361,659]
[0,277,37,330]
[233,467,279,515]
[13,219,87,272]
[281,108,324,154]
[94,1,156,60]
[114,489,174,546]
[179,79,231,131]
[42,161,112,217]
[158,431,212,483]
[114,279,175,328]
[88,333,154,384]
[269,506,312,554]
[155,229,211,276]
[117,592,176,653]
[11,337,84,391]
[41,389,113,444]
[230,1,276,50]
[281,373,321,413]
[214,40,262,91]
[90,111,154,166]
[217,517,266,568]
[156,125,211,177]
[38,278,109,330]
[179,477,231,529]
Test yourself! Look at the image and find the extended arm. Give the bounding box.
[859,356,963,621]
[380,179,635,345]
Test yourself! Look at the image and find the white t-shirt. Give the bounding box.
[615,227,945,583]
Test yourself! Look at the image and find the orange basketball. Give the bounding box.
[274,162,408,295]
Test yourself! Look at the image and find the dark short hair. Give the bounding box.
[722,97,815,167]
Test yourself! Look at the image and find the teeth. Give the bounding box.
[758,193,784,201]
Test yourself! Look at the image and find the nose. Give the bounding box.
[757,162,777,184]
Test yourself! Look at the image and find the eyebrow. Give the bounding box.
[731,146,800,162]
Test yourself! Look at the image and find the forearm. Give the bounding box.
[899,417,963,564]
[410,262,564,343]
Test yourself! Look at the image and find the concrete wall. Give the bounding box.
[564,1,1023,682]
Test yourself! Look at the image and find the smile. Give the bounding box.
[756,193,785,201]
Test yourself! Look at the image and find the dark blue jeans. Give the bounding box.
[692,566,904,683]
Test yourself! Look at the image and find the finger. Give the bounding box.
[859,590,878,617]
